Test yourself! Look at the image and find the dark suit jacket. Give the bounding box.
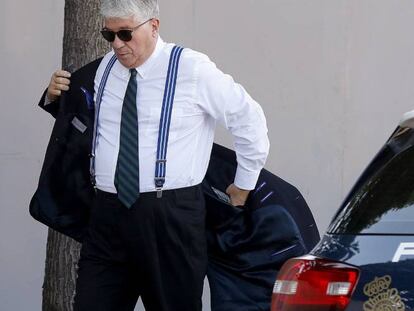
[30,59,102,242]
[30,59,319,310]
[203,144,319,310]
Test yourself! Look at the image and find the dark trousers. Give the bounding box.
[73,185,207,311]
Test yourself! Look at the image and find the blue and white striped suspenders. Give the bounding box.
[154,46,184,197]
[90,45,184,198]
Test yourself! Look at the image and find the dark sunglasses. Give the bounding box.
[101,18,152,42]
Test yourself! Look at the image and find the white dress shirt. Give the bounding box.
[94,37,269,193]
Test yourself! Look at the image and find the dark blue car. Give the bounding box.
[271,111,414,311]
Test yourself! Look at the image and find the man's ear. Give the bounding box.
[151,18,160,37]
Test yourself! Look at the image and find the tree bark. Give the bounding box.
[42,1,108,310]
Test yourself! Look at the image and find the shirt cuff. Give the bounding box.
[234,166,261,190]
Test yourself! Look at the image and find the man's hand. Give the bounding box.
[226,184,250,207]
[47,70,71,102]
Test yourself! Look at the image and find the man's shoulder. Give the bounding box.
[94,51,117,82]
[161,44,214,78]
[158,41,208,64]
[180,46,211,65]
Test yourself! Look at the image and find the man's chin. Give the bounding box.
[116,54,134,68]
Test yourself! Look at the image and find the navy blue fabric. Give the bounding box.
[30,59,102,242]
[203,143,320,311]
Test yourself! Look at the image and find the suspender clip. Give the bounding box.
[156,187,163,199]
[155,177,165,198]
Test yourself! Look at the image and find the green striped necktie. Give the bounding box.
[115,68,140,208]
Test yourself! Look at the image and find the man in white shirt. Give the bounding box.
[45,0,269,310]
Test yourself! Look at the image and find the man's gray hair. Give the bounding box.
[101,0,159,21]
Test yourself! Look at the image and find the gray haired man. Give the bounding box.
[45,0,269,310]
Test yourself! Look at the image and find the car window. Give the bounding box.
[330,145,414,234]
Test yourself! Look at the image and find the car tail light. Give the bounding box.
[271,255,360,311]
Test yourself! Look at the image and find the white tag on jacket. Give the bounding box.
[71,117,87,133]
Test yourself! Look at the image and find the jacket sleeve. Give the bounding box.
[38,89,61,119]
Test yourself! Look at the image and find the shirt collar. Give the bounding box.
[112,36,165,80]
[135,36,165,79]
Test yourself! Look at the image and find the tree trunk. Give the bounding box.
[42,1,108,310]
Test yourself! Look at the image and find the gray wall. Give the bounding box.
[0,0,64,310]
[2,0,414,310]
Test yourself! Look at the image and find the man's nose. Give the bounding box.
[112,35,124,49]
